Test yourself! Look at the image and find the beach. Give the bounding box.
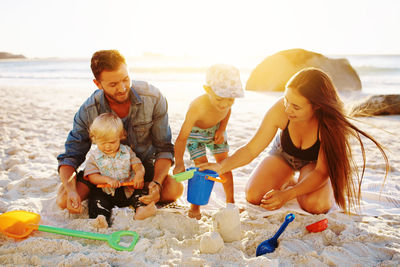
[0,57,400,266]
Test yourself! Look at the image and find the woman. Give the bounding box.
[199,68,389,214]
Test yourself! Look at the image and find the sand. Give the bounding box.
[0,82,399,266]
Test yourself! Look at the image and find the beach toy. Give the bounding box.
[256,213,295,256]
[306,218,328,233]
[0,210,139,251]
[213,203,241,242]
[97,181,136,188]
[186,167,226,205]
[172,168,197,182]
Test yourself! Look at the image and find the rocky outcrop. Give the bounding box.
[0,52,26,59]
[246,49,361,92]
[350,94,400,116]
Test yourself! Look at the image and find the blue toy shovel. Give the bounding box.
[256,213,295,256]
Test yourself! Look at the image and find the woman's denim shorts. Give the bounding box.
[268,134,316,171]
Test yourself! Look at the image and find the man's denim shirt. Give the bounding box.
[57,80,174,171]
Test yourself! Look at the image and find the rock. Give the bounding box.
[350,94,400,116]
[213,203,241,242]
[246,48,361,92]
[199,232,224,254]
[0,52,26,59]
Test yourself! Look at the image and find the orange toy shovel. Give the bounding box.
[97,182,135,188]
[0,210,139,251]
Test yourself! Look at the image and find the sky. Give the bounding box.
[0,0,399,59]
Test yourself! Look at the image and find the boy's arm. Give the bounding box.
[217,109,231,132]
[84,153,119,187]
[127,147,145,188]
[214,109,231,144]
[87,173,121,188]
[87,173,112,184]
[131,163,145,189]
[173,104,199,174]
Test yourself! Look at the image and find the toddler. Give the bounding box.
[84,113,156,227]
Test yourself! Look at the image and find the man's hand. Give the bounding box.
[66,190,83,214]
[139,181,161,204]
[214,130,225,144]
[59,165,83,214]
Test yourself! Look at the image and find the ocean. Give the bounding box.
[0,54,399,95]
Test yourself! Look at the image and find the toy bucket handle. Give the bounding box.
[206,175,226,183]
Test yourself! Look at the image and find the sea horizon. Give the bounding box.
[1,53,399,95]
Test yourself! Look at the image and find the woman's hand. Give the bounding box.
[197,162,223,176]
[260,189,290,211]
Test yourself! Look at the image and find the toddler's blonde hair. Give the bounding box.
[89,113,126,143]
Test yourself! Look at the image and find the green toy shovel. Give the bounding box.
[0,210,139,251]
[172,168,197,182]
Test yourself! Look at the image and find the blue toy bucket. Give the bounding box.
[187,169,222,205]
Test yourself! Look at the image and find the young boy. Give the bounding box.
[84,113,156,227]
[173,64,244,219]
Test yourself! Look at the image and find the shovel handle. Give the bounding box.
[38,225,109,240]
[37,225,139,251]
[97,182,135,188]
[271,213,295,241]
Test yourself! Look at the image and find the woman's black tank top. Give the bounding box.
[280,121,320,161]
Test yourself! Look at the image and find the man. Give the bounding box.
[57,49,183,214]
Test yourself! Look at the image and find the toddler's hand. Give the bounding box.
[107,178,120,188]
[133,175,144,189]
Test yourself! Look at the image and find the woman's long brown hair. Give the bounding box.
[286,68,389,213]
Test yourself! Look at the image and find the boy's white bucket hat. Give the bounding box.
[205,64,244,98]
